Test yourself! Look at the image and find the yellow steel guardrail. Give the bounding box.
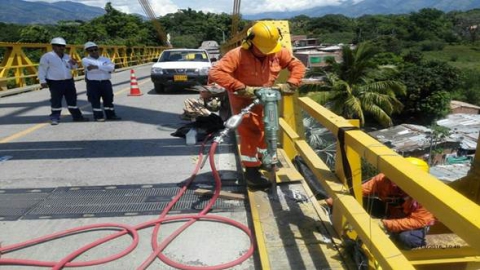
[278,94,480,269]
[0,42,167,91]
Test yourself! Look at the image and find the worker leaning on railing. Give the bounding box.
[327,157,436,250]
[208,21,306,190]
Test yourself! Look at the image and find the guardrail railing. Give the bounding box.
[280,94,480,269]
[0,42,167,91]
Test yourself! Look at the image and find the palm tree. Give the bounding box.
[306,43,406,127]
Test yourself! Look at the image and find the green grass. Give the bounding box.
[422,44,480,71]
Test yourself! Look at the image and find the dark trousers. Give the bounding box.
[363,196,427,249]
[86,80,117,119]
[47,79,83,120]
[392,227,428,249]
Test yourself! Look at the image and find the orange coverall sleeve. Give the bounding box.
[209,47,306,92]
[208,48,245,92]
[277,48,305,86]
[383,204,435,232]
[362,173,390,198]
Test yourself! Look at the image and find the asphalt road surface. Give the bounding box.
[0,64,256,269]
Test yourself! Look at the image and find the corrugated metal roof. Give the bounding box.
[437,114,480,150]
[429,164,471,183]
[369,114,479,153]
[369,124,432,153]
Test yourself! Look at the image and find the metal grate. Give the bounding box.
[0,183,246,220]
[0,188,54,220]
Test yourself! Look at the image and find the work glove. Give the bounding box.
[373,218,388,233]
[235,86,262,98]
[274,83,297,95]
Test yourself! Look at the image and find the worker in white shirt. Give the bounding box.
[38,37,88,125]
[81,42,121,122]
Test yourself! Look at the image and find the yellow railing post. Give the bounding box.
[450,133,480,204]
[0,42,165,92]
[280,95,480,269]
[0,43,39,90]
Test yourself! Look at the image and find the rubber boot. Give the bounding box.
[245,166,272,189]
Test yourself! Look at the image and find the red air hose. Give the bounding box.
[0,136,255,269]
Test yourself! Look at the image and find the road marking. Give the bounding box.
[0,80,150,144]
[0,124,48,143]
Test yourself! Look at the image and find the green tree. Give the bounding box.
[307,14,354,34]
[159,9,233,48]
[290,15,311,35]
[54,20,85,45]
[79,22,108,43]
[307,43,406,127]
[398,59,460,124]
[451,69,480,106]
[83,3,153,46]
[355,14,410,43]
[19,25,51,43]
[0,23,23,42]
[408,8,452,42]
[448,9,480,43]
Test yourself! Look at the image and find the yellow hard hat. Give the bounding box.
[248,22,282,55]
[405,157,429,172]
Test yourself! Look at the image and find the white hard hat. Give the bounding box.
[50,37,66,45]
[84,41,98,50]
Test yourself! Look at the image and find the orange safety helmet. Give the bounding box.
[241,21,282,54]
[405,157,430,172]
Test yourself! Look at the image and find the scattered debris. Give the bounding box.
[284,189,309,203]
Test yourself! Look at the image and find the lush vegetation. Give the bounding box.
[305,43,406,127]
[290,8,480,127]
[0,3,235,48]
[1,2,480,126]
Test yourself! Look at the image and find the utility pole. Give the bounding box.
[217,28,226,43]
[426,131,434,165]
[231,0,241,36]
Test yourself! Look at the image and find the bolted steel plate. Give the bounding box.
[0,183,246,220]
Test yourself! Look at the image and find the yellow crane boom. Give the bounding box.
[231,0,241,36]
[138,0,168,45]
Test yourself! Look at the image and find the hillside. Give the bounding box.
[0,0,105,24]
[3,0,480,25]
[245,0,480,19]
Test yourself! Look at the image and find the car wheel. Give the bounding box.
[154,83,165,93]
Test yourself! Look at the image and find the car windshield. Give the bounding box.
[159,51,209,62]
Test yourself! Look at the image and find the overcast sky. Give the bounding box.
[24,0,360,16]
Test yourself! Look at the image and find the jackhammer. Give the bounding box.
[214,88,282,199]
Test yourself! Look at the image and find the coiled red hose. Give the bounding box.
[0,136,255,269]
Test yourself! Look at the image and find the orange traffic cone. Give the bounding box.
[128,69,143,96]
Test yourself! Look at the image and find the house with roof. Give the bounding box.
[369,113,479,166]
[368,114,479,183]
[450,100,480,115]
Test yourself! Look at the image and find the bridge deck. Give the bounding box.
[0,65,346,269]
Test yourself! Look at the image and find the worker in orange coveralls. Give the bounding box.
[208,21,305,189]
[362,157,436,249]
[325,157,435,249]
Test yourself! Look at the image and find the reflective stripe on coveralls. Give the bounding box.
[47,79,83,120]
[209,47,305,167]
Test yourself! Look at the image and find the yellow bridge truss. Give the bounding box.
[0,42,167,91]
